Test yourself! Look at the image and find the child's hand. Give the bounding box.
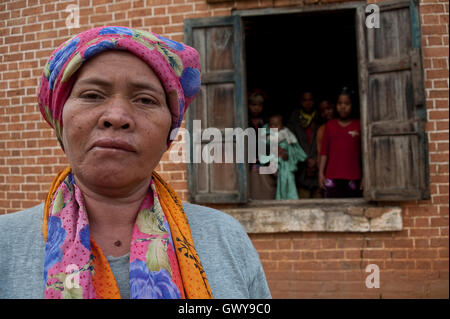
[318,172,326,190]
[278,147,288,161]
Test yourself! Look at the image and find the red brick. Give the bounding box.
[301,251,315,260]
[424,47,449,58]
[278,261,294,271]
[422,14,440,24]
[439,248,449,258]
[411,271,442,284]
[316,250,344,260]
[252,240,277,250]
[271,251,300,261]
[427,69,450,79]
[5,35,24,44]
[407,249,438,259]
[167,4,193,14]
[293,238,321,249]
[420,4,445,14]
[144,16,170,26]
[109,2,132,11]
[153,7,166,15]
[384,239,413,248]
[430,237,449,247]
[90,13,113,23]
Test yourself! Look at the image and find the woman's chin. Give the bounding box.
[75,163,148,190]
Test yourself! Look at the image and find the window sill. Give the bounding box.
[221,198,403,234]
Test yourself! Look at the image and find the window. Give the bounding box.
[183,0,429,205]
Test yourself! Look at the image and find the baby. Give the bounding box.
[259,114,307,200]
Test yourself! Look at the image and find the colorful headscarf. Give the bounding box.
[38,26,201,147]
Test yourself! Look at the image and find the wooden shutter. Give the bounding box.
[356,0,430,201]
[184,16,248,203]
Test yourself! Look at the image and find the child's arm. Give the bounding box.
[318,155,327,190]
[316,125,325,156]
[318,123,330,189]
[278,146,288,161]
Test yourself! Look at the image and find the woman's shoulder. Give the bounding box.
[181,202,254,258]
[182,202,245,234]
[0,204,46,299]
[181,202,271,298]
[0,203,44,236]
[0,203,44,252]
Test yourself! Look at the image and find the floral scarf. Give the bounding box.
[43,167,212,299]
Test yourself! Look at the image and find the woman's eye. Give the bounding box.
[137,97,158,105]
[81,92,102,100]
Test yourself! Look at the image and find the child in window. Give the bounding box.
[247,89,277,200]
[318,87,363,198]
[316,98,335,157]
[259,114,307,200]
[287,90,322,198]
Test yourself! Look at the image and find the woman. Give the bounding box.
[0,26,271,299]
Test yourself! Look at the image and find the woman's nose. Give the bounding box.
[98,98,135,131]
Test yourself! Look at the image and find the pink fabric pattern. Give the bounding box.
[44,173,183,299]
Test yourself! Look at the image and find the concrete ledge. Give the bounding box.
[222,199,402,233]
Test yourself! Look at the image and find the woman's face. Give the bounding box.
[336,94,353,120]
[62,51,172,192]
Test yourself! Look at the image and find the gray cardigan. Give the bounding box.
[0,202,271,299]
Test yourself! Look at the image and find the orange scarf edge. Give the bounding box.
[153,171,213,299]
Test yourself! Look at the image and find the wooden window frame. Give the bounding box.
[184,0,429,212]
[233,1,365,207]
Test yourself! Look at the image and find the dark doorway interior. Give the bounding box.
[244,9,360,120]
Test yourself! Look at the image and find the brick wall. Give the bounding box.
[0,0,448,298]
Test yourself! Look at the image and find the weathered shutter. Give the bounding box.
[356,0,430,201]
[184,16,248,203]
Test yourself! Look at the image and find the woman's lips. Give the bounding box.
[90,139,137,153]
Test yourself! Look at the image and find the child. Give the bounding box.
[247,90,277,200]
[318,87,362,198]
[248,89,265,131]
[287,90,321,198]
[316,98,335,157]
[259,114,307,200]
